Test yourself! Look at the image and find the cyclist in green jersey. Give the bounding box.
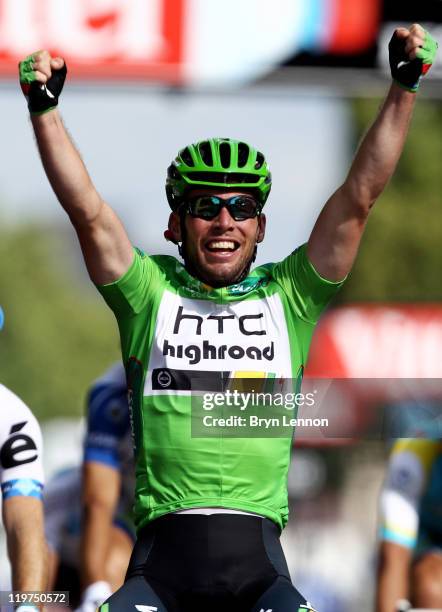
[20,23,437,612]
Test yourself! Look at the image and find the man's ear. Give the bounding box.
[257,214,266,243]
[164,212,182,243]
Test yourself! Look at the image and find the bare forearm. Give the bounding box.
[376,569,409,612]
[81,503,114,586]
[345,83,416,210]
[31,109,103,225]
[8,530,48,591]
[376,543,411,612]
[3,499,48,592]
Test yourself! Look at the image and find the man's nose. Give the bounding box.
[214,204,235,229]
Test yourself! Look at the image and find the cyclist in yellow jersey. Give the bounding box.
[376,439,442,611]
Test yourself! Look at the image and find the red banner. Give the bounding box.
[0,0,185,82]
[306,305,442,378]
[327,0,381,53]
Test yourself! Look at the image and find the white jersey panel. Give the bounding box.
[144,290,292,395]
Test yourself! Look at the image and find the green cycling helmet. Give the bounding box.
[166,138,272,210]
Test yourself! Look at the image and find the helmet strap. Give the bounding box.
[178,208,189,265]
[235,245,257,283]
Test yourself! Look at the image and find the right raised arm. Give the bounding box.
[21,51,133,284]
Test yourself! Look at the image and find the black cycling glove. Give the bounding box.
[389,29,438,92]
[19,54,67,114]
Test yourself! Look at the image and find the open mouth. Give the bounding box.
[205,240,240,253]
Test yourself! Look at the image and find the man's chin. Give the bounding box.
[198,262,245,288]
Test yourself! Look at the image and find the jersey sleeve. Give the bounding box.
[272,243,345,323]
[378,440,438,549]
[0,392,44,501]
[96,247,163,317]
[84,379,130,470]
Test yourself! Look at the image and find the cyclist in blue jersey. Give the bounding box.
[20,24,438,612]
[0,308,47,610]
[45,363,134,611]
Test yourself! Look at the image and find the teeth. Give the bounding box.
[208,241,235,250]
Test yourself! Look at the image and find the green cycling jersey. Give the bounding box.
[97,243,344,532]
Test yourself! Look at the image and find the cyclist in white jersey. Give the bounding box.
[45,363,134,611]
[0,391,47,606]
[0,308,47,609]
[19,24,438,612]
[0,385,47,600]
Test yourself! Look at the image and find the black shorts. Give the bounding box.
[102,513,317,611]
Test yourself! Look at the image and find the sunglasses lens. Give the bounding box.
[187,195,259,220]
[229,196,259,220]
[189,196,220,219]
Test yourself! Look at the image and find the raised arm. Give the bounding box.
[20,51,133,284]
[307,24,438,280]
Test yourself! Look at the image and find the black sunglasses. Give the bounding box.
[183,195,261,221]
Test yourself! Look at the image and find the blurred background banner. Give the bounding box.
[306,305,442,378]
[0,0,386,85]
[1,0,441,91]
[0,0,185,82]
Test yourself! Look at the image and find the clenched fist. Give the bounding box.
[389,24,438,92]
[19,50,67,114]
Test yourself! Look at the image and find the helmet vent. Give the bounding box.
[219,141,231,169]
[198,141,213,166]
[255,152,265,170]
[179,147,194,167]
[237,142,250,168]
[187,171,260,185]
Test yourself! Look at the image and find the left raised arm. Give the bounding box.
[307,24,438,281]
